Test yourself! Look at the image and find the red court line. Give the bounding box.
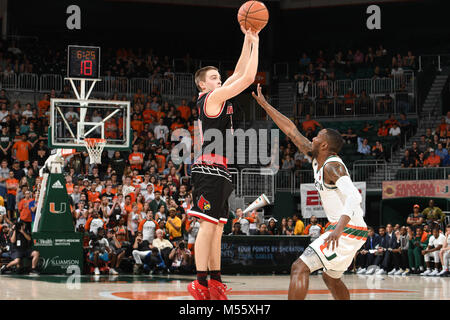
[112,288,414,300]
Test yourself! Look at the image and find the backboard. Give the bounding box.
[49,98,131,151]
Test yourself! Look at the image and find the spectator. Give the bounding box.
[371,141,385,160]
[168,240,193,274]
[343,88,356,114]
[256,223,270,235]
[303,215,323,242]
[434,143,448,161]
[392,226,410,275]
[407,226,430,274]
[229,221,246,235]
[138,211,158,244]
[232,208,256,236]
[356,227,381,274]
[420,227,446,276]
[281,217,295,236]
[389,123,401,137]
[398,113,412,137]
[417,135,429,154]
[365,226,387,274]
[301,114,322,133]
[406,204,424,230]
[151,229,173,267]
[376,94,393,113]
[400,150,415,168]
[408,142,420,160]
[12,135,32,164]
[281,154,295,171]
[186,216,200,253]
[437,224,450,276]
[145,247,167,274]
[0,221,39,275]
[422,199,445,228]
[357,137,371,156]
[376,224,400,275]
[131,231,152,275]
[267,218,279,235]
[293,213,305,235]
[377,123,388,137]
[436,117,448,137]
[17,190,32,231]
[5,170,18,221]
[0,159,9,198]
[341,128,357,144]
[0,223,11,261]
[166,207,182,243]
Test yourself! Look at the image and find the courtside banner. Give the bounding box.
[382,180,450,199]
[300,182,366,218]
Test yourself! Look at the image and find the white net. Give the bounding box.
[84,138,106,164]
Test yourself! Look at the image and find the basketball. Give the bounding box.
[237,1,269,33]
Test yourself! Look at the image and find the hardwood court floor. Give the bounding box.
[0,273,448,300]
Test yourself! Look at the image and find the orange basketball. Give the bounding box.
[237,1,269,33]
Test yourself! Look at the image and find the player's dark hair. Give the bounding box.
[325,128,344,154]
[379,225,386,230]
[195,66,218,91]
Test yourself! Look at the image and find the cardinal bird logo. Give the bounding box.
[198,195,211,211]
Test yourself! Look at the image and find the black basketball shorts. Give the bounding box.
[187,170,233,225]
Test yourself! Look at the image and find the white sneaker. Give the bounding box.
[394,269,404,275]
[94,267,100,275]
[420,269,431,276]
[419,266,425,272]
[388,269,397,275]
[376,269,386,275]
[109,268,118,275]
[437,269,448,276]
[317,270,323,274]
[365,268,375,275]
[357,268,367,274]
[402,269,410,276]
[428,269,439,277]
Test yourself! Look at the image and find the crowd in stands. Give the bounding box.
[401,113,450,168]
[0,85,203,275]
[294,45,416,83]
[292,46,415,116]
[0,39,195,79]
[355,200,449,277]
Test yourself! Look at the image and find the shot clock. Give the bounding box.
[67,45,100,79]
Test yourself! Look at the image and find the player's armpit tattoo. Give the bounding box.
[288,128,312,156]
[323,161,348,185]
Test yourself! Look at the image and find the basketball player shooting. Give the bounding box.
[187,26,260,300]
[252,84,368,300]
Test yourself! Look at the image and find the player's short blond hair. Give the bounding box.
[195,66,218,91]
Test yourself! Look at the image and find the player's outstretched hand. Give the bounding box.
[245,28,259,44]
[323,230,341,251]
[252,84,268,107]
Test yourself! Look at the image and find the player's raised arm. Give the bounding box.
[252,84,312,156]
[222,26,252,87]
[207,29,259,111]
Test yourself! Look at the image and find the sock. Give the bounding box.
[210,270,222,283]
[197,271,208,287]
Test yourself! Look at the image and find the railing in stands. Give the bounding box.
[395,167,450,181]
[1,73,188,99]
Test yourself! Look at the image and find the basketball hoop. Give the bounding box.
[84,138,106,164]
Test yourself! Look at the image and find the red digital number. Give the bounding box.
[80,60,93,76]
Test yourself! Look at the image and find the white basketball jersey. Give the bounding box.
[312,155,366,228]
